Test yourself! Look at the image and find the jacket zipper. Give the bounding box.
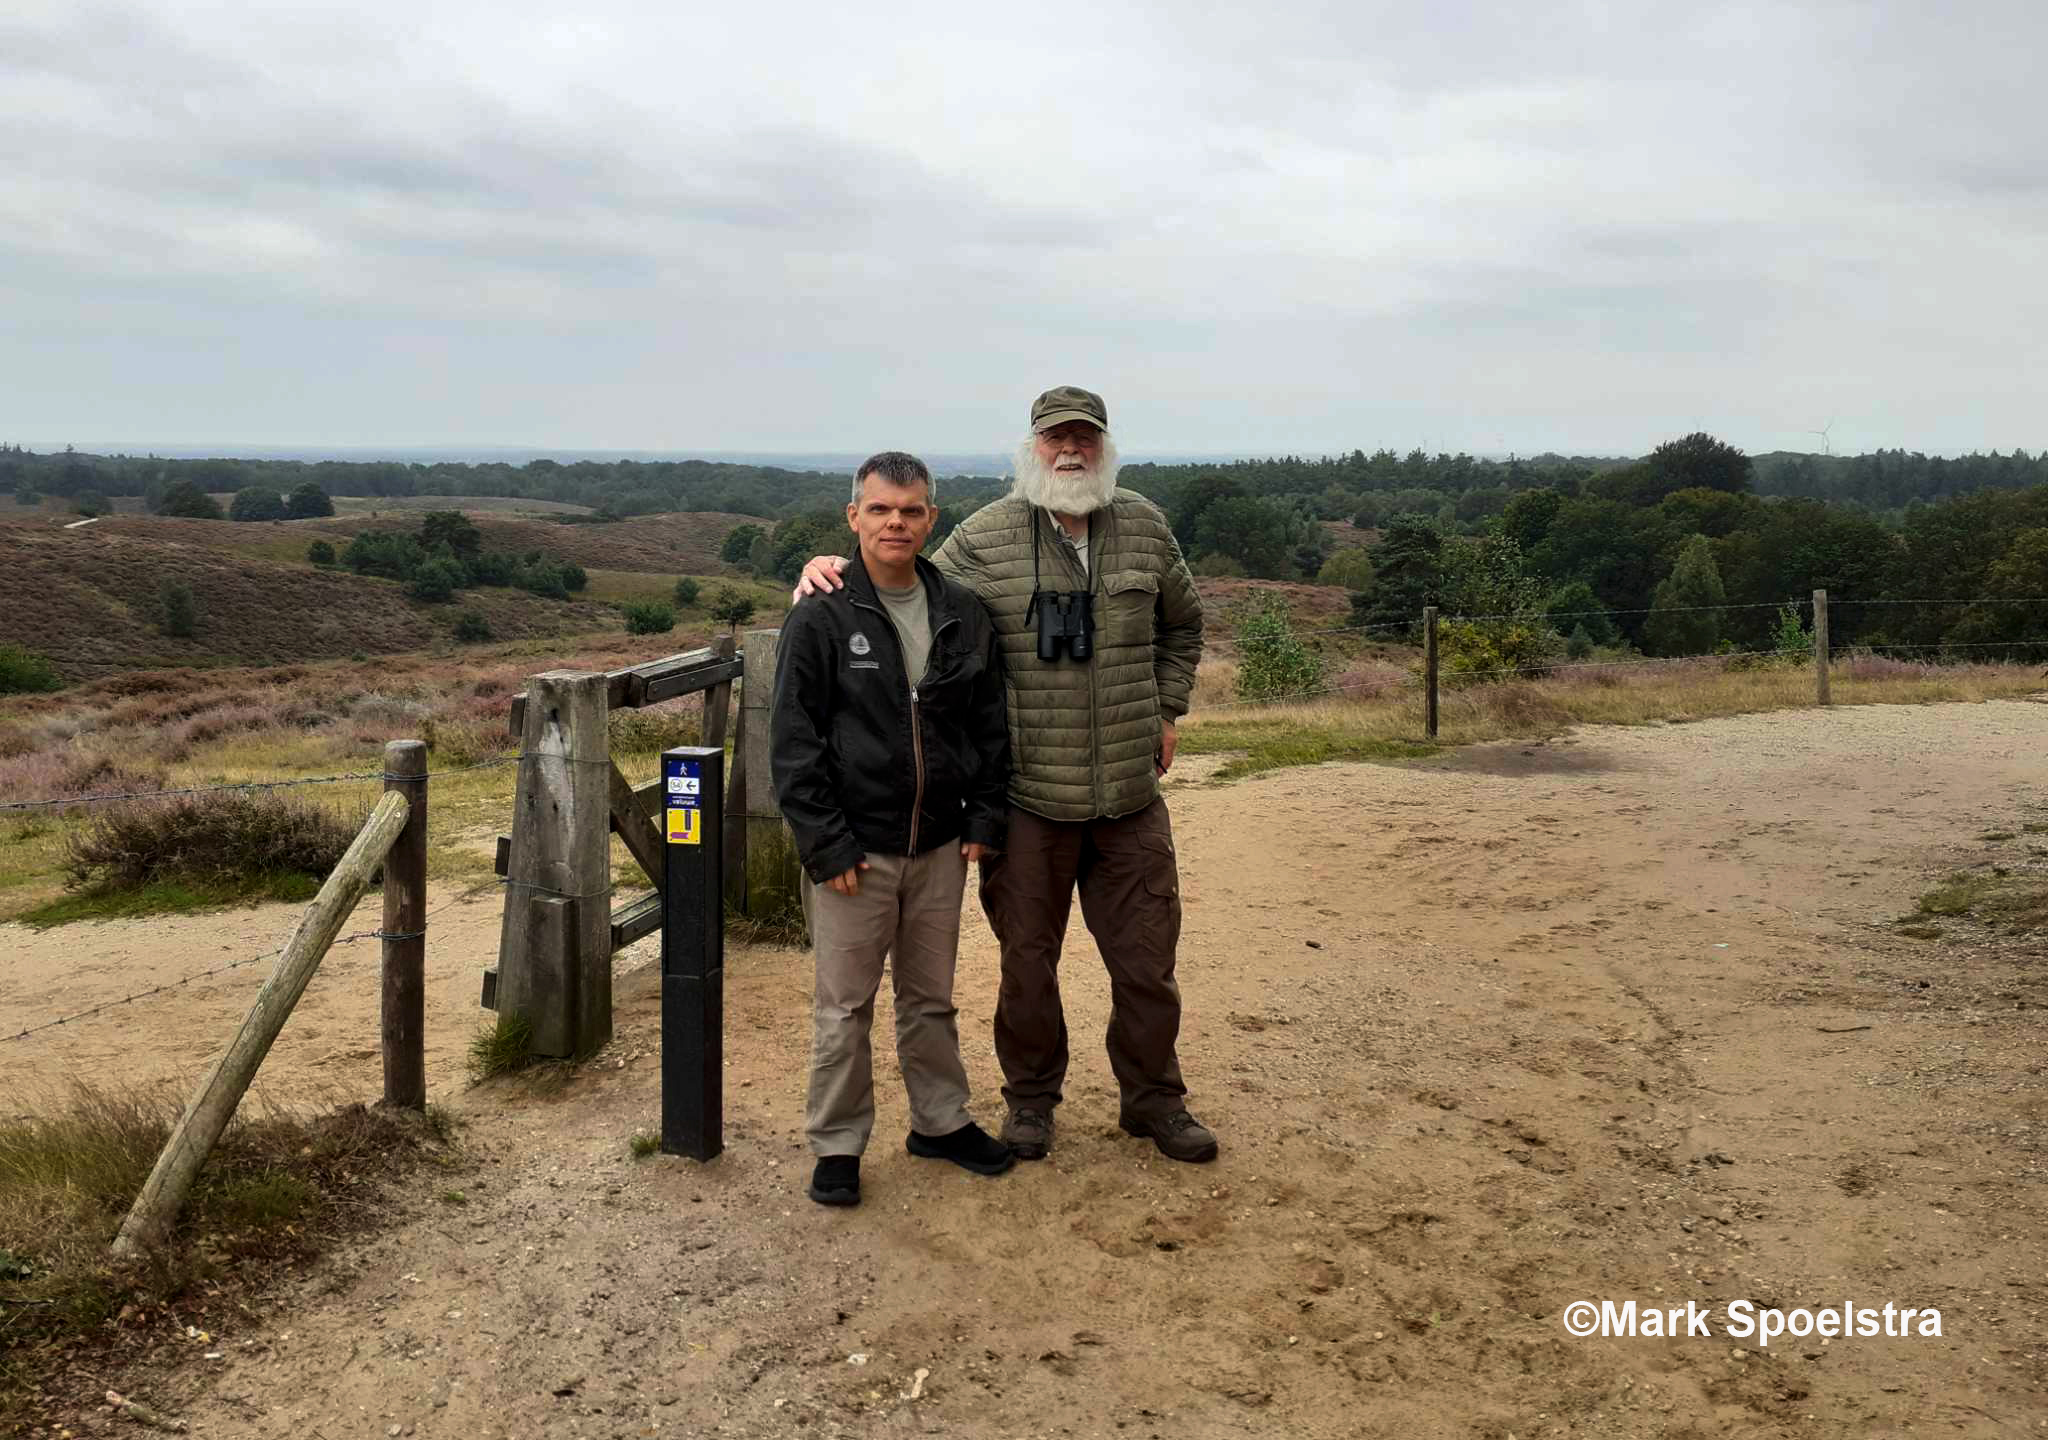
[855,594,956,856]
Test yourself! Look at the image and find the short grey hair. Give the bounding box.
[851,450,935,505]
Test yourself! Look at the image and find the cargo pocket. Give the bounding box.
[1102,571,1159,648]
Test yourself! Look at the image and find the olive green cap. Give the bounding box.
[1030,384,1109,433]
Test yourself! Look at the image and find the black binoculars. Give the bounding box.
[1030,588,1095,662]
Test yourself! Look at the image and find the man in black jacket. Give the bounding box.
[770,451,1015,1207]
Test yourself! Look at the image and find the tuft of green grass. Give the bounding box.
[211,1171,319,1226]
[723,898,809,949]
[2023,822,2048,835]
[630,1133,659,1159]
[19,872,320,927]
[1917,873,2004,917]
[439,1189,468,1205]
[1894,923,1945,941]
[467,1012,535,1082]
[1979,831,2017,842]
[1913,871,2048,930]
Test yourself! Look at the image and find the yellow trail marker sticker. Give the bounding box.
[666,807,701,845]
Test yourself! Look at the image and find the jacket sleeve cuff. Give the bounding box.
[963,813,1006,849]
[804,836,865,885]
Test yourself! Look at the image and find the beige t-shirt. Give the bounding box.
[876,578,932,688]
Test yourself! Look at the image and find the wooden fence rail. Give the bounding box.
[113,769,420,1257]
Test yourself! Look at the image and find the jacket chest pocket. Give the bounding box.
[1101,571,1158,648]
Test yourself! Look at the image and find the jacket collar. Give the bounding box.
[842,548,956,623]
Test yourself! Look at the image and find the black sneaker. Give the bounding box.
[809,1155,861,1206]
[906,1121,1016,1176]
[1119,1109,1219,1163]
[1000,1107,1054,1160]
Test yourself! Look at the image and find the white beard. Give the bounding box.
[1010,434,1120,515]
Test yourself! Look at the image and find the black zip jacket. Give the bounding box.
[770,551,1009,884]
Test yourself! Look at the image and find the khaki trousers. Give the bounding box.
[803,847,974,1157]
[979,799,1188,1123]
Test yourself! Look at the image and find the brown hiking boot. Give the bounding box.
[1001,1107,1054,1160]
[1120,1109,1219,1163]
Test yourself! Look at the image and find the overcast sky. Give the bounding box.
[4,1,2045,459]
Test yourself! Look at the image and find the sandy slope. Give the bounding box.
[5,700,2046,1438]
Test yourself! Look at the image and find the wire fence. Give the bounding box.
[2,888,480,1047]
[0,752,521,816]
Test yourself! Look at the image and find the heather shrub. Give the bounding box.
[0,645,63,695]
[62,790,358,893]
[0,750,167,812]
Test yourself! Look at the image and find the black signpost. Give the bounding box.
[660,745,725,1160]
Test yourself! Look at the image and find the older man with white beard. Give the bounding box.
[796,385,1215,1163]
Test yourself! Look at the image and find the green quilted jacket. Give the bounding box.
[931,491,1204,822]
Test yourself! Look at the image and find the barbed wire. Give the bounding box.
[1,889,484,1046]
[0,752,521,816]
[1444,600,1798,623]
[1198,673,1423,711]
[1440,646,1813,681]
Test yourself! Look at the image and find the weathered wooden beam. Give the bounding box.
[608,761,667,894]
[738,628,802,925]
[702,635,737,751]
[113,791,411,1257]
[496,670,612,1058]
[509,645,746,733]
[611,892,662,950]
[380,740,429,1111]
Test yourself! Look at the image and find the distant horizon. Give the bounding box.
[5,437,2035,471]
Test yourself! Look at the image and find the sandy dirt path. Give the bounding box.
[6,700,2046,1438]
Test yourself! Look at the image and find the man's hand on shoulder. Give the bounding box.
[791,554,851,603]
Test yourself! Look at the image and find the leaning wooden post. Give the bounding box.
[496,671,612,1058]
[1423,605,1440,740]
[738,628,802,924]
[702,633,737,750]
[1812,589,1831,707]
[381,740,429,1110]
[113,792,410,1257]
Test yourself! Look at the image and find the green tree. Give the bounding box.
[721,523,765,567]
[160,581,198,638]
[1316,547,1374,590]
[1352,518,1447,632]
[560,562,587,592]
[1648,432,1753,497]
[1193,495,1302,578]
[72,491,111,517]
[13,481,40,507]
[1497,488,1564,553]
[673,576,701,606]
[453,611,494,643]
[1170,475,1246,555]
[409,558,465,603]
[1231,594,1326,702]
[708,588,758,633]
[158,480,223,519]
[419,510,483,557]
[624,600,675,635]
[229,486,288,522]
[306,539,337,567]
[1642,535,1726,656]
[286,482,335,518]
[1544,580,1619,647]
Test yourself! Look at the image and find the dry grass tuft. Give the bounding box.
[0,1085,455,1426]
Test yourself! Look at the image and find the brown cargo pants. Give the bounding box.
[803,847,974,1157]
[979,799,1188,1123]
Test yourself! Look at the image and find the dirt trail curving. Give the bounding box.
[6,700,2047,1438]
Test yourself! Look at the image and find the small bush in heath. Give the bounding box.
[453,611,494,643]
[609,704,700,755]
[62,790,359,894]
[673,577,701,607]
[0,644,63,695]
[625,601,675,636]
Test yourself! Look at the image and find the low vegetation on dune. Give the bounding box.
[0,1087,456,1430]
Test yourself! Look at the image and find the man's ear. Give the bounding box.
[845,503,859,535]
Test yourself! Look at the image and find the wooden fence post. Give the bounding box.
[722,704,750,913]
[381,740,428,1110]
[1813,589,1831,706]
[738,628,803,922]
[496,670,612,1058]
[1423,605,1440,739]
[113,792,411,1257]
[703,633,736,750]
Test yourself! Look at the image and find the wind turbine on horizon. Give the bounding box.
[1808,420,1835,456]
